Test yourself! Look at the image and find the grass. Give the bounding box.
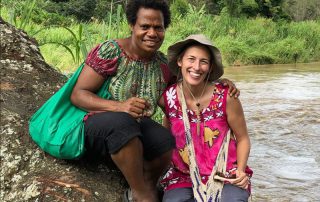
[1,4,320,73]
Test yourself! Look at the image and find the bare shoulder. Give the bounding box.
[226,92,244,119]
[75,64,105,91]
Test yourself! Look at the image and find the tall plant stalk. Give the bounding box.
[107,0,114,39]
[33,24,88,65]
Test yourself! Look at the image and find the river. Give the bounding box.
[224,62,320,202]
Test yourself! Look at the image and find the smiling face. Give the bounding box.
[130,8,165,59]
[178,44,212,86]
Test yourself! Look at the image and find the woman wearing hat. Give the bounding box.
[159,34,253,202]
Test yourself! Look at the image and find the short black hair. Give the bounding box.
[125,0,171,29]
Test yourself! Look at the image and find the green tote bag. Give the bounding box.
[29,63,112,159]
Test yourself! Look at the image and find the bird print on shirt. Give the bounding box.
[204,127,220,147]
[179,145,190,165]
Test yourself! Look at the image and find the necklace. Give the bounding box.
[181,81,208,136]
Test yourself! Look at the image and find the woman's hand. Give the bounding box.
[231,170,250,190]
[219,78,240,98]
[119,97,150,119]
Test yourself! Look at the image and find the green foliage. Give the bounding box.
[208,0,225,15]
[93,0,111,20]
[287,20,320,60]
[107,0,125,39]
[170,0,189,17]
[42,0,126,22]
[33,24,89,65]
[163,3,208,51]
[93,0,126,21]
[2,0,75,27]
[18,0,37,30]
[42,0,96,22]
[200,15,319,66]
[178,0,291,21]
[65,0,97,21]
[224,0,242,17]
[255,0,291,20]
[217,38,250,65]
[241,0,259,17]
[268,37,304,63]
[1,0,319,72]
[283,0,320,21]
[30,6,73,26]
[2,0,37,30]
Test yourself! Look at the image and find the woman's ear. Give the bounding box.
[177,58,182,68]
[130,24,134,32]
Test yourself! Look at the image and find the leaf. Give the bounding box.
[40,42,75,63]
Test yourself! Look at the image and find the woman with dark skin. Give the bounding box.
[70,1,239,201]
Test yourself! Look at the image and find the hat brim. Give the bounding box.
[167,36,223,81]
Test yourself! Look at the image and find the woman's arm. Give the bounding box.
[162,115,171,129]
[70,64,147,118]
[226,94,251,189]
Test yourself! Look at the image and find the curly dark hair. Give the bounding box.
[125,0,171,29]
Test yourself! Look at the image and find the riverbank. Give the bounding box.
[1,5,320,73]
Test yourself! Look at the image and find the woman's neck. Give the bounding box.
[182,80,207,98]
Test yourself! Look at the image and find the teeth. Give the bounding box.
[190,72,200,77]
[145,41,156,43]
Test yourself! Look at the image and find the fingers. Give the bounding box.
[231,173,250,190]
[134,101,146,110]
[235,90,240,98]
[227,82,239,98]
[220,78,240,98]
[229,86,240,98]
[123,97,149,118]
[235,176,250,189]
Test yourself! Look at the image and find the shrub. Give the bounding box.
[170,0,189,18]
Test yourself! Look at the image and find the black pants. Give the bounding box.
[163,184,249,202]
[84,112,175,161]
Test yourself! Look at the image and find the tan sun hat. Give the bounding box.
[167,34,224,81]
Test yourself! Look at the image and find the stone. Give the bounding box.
[0,17,126,202]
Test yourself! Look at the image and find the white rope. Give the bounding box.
[179,84,231,202]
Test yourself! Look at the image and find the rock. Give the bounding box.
[0,17,126,202]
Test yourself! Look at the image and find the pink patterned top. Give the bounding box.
[160,83,253,191]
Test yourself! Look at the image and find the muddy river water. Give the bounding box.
[224,62,320,202]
